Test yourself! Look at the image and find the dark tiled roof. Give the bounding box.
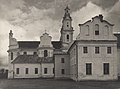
[18,41,62,49]
[18,41,40,49]
[52,41,62,49]
[12,55,53,64]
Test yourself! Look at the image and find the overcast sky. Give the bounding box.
[0,0,120,65]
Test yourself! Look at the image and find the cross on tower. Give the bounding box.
[45,30,47,33]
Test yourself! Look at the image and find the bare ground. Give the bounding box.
[0,79,120,89]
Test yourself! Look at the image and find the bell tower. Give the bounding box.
[60,6,74,47]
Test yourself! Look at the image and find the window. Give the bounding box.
[107,47,111,54]
[95,31,99,35]
[44,68,47,74]
[86,25,89,36]
[104,25,109,36]
[33,52,37,55]
[95,24,99,35]
[95,47,99,54]
[44,50,48,57]
[103,63,109,75]
[23,52,27,55]
[35,68,38,74]
[11,52,13,60]
[61,69,65,74]
[86,63,92,75]
[61,58,65,63]
[16,68,19,74]
[83,47,88,53]
[25,68,28,74]
[67,22,69,27]
[53,68,54,74]
[67,34,69,41]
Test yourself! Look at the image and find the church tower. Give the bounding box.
[60,6,74,47]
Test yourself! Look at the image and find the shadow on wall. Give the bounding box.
[0,69,8,79]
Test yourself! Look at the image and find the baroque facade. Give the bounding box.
[8,6,120,81]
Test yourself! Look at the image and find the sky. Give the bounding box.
[0,0,120,66]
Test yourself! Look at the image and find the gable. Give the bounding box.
[77,14,116,41]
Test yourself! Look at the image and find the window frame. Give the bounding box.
[83,47,88,54]
[103,63,109,75]
[44,68,47,74]
[95,24,99,35]
[25,68,29,74]
[16,68,19,74]
[95,30,99,35]
[95,47,99,54]
[44,50,48,57]
[61,58,65,63]
[35,68,38,74]
[66,34,69,41]
[86,63,92,75]
[104,25,109,36]
[86,25,89,36]
[107,47,111,54]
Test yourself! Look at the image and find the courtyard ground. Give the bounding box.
[0,79,120,89]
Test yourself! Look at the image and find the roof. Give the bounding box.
[18,41,62,49]
[18,41,40,49]
[12,55,53,64]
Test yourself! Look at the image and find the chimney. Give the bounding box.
[99,14,103,21]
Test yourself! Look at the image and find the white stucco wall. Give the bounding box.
[19,49,37,55]
[8,49,19,79]
[41,63,54,78]
[39,33,53,48]
[54,54,70,78]
[69,45,78,80]
[38,49,53,57]
[9,37,18,50]
[13,64,41,78]
[38,33,54,57]
[77,42,118,80]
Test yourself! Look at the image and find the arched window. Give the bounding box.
[67,22,69,27]
[11,52,13,60]
[86,25,89,36]
[67,34,69,41]
[104,25,109,36]
[95,24,99,35]
[44,50,48,57]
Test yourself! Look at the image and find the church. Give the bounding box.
[8,6,120,81]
